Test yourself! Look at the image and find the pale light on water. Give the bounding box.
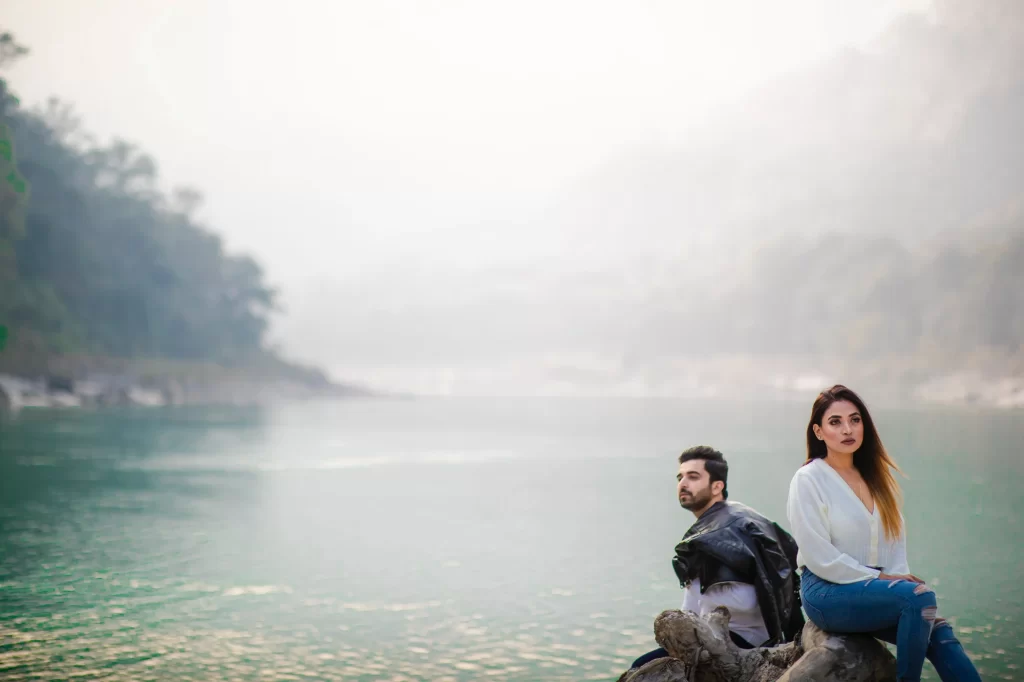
[1,398,1022,680]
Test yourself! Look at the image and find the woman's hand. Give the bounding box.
[878,573,933,594]
[879,572,925,584]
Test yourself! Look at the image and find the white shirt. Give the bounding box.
[681,578,769,647]
[787,458,910,585]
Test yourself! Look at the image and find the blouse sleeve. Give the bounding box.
[787,470,882,584]
[886,515,911,575]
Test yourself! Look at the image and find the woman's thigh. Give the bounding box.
[802,574,935,634]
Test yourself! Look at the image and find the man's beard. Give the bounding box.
[679,487,713,511]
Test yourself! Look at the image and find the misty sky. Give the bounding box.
[6,0,942,394]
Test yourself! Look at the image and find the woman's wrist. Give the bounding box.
[879,572,925,584]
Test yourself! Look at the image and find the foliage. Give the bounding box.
[0,31,278,367]
[709,224,1024,360]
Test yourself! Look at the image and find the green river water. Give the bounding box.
[1,397,1021,680]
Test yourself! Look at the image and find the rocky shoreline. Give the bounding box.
[3,368,1020,415]
[0,371,368,415]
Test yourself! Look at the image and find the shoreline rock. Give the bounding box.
[617,608,896,682]
[0,371,370,416]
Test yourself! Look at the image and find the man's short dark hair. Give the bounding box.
[678,445,729,499]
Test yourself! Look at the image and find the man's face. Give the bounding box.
[677,459,717,513]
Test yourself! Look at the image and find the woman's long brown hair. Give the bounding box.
[805,384,904,540]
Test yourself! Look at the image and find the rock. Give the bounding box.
[0,380,11,417]
[0,374,50,411]
[48,391,81,408]
[124,386,166,407]
[618,608,896,682]
[159,378,185,406]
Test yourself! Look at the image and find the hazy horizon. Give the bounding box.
[6,0,1022,399]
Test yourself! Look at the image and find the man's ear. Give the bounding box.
[712,480,725,497]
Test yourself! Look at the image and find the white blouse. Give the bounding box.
[787,458,910,584]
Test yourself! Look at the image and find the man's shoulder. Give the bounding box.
[721,501,794,542]
[684,502,771,540]
[684,501,787,541]
[722,500,772,524]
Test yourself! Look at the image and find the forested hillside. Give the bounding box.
[0,32,310,382]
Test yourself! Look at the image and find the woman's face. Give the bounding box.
[813,399,864,456]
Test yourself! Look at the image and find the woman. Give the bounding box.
[787,385,980,682]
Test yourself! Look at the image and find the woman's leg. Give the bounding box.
[801,571,938,682]
[871,619,980,682]
[926,619,982,682]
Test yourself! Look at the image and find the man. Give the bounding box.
[629,446,803,671]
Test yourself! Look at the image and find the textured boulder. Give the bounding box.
[618,607,896,682]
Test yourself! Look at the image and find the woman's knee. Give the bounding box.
[887,579,938,619]
[905,585,938,622]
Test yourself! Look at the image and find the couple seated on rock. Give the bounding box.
[628,385,980,682]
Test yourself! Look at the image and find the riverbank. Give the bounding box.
[655,351,1024,410]
[0,353,370,415]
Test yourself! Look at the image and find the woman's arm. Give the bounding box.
[786,471,881,584]
[879,519,925,583]
[886,518,911,575]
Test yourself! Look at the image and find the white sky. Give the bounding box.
[5,0,935,392]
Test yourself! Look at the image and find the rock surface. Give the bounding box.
[618,608,896,682]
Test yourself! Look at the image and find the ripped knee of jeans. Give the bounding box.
[913,583,934,596]
[932,619,959,644]
[921,605,938,622]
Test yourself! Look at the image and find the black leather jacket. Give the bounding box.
[672,500,804,646]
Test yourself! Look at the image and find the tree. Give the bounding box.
[0,31,31,325]
[1,30,279,366]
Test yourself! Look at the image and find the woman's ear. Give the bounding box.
[812,424,823,440]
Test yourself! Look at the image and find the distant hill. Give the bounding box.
[0,31,355,395]
[290,1,1023,402]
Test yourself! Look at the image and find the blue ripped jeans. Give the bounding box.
[801,569,980,682]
